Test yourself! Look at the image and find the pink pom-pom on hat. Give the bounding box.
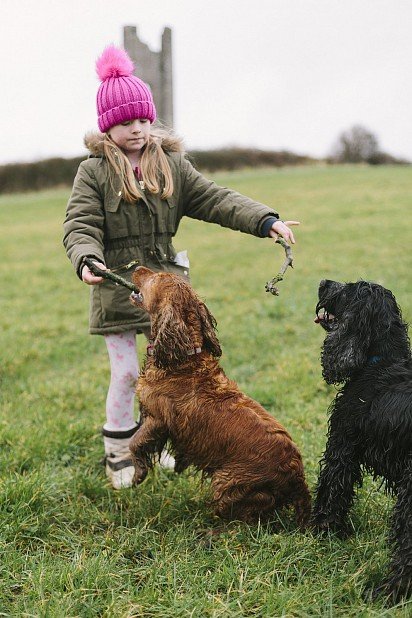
[96,45,134,80]
[95,45,156,132]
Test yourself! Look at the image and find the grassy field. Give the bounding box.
[0,165,411,617]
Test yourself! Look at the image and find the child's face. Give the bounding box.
[109,118,151,158]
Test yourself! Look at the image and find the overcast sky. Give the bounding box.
[2,0,412,164]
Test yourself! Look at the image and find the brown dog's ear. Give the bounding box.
[197,301,222,358]
[151,305,194,369]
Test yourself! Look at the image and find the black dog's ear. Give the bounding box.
[196,301,222,358]
[370,287,410,361]
[151,306,194,369]
[321,326,369,384]
[321,295,372,384]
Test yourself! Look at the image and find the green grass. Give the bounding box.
[1,165,411,617]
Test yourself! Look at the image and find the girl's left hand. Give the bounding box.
[269,220,300,244]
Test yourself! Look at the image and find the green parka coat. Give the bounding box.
[63,133,279,335]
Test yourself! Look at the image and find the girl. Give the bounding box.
[63,45,299,489]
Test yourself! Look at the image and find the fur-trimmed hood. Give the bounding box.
[83,131,185,157]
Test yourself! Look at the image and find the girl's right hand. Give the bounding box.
[269,220,300,244]
[81,261,107,285]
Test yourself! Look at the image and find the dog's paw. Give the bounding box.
[174,456,189,474]
[311,516,352,538]
[132,466,148,485]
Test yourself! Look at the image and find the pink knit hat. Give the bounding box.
[95,45,156,132]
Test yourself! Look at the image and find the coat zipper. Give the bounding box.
[110,259,140,273]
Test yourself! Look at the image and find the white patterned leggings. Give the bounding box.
[103,329,149,432]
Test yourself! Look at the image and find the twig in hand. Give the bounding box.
[83,257,139,293]
[265,238,294,296]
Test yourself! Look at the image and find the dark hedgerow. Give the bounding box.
[0,149,314,194]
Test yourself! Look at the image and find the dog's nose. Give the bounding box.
[319,279,339,291]
[319,279,331,294]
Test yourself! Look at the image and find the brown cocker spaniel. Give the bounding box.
[129,266,311,527]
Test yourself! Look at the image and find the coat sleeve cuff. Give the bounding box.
[75,253,105,280]
[259,216,280,238]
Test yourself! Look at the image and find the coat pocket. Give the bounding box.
[97,264,140,324]
[104,193,130,238]
[165,196,178,232]
[149,196,177,233]
[104,192,122,212]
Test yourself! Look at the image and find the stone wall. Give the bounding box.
[123,25,173,128]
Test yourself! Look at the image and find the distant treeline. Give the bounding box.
[0,145,408,195]
[188,148,314,172]
[0,149,314,194]
[0,156,85,195]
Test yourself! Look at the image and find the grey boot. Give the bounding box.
[102,425,138,489]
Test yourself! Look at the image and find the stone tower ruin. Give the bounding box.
[123,25,174,128]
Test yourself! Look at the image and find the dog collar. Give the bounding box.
[368,355,382,365]
[146,341,202,356]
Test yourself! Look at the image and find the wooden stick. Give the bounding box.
[83,257,139,293]
[265,238,294,296]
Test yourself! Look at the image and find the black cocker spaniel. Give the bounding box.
[312,279,411,603]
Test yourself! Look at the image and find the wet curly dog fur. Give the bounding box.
[129,266,311,528]
[313,279,412,602]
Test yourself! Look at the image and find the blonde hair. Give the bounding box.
[103,125,184,203]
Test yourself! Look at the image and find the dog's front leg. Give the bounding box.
[129,413,168,485]
[312,423,362,535]
[174,452,190,474]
